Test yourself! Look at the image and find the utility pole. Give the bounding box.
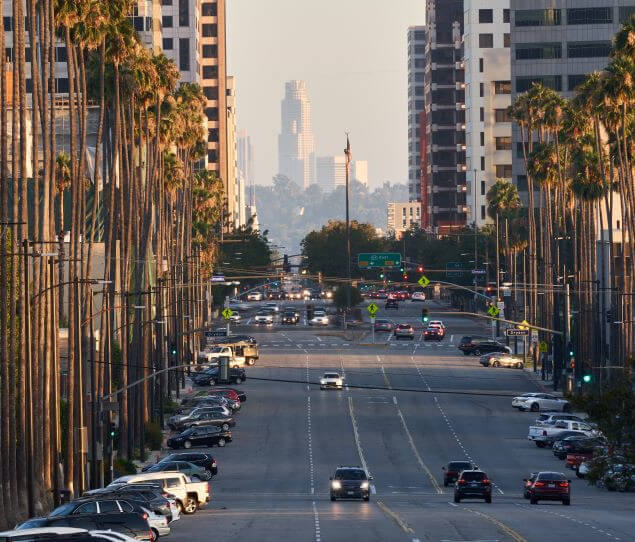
[473,169,478,293]
[496,212,500,337]
[344,134,352,312]
[23,239,35,515]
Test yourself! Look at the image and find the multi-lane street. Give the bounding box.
[169,300,635,542]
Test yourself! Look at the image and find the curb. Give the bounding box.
[357,343,388,348]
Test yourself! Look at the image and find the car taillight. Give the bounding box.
[482,479,491,485]
[458,479,466,485]
[534,481,546,487]
[558,481,569,488]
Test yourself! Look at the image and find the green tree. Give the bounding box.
[333,285,363,309]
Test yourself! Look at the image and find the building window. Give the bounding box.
[56,78,69,93]
[481,205,486,220]
[162,37,173,50]
[162,15,173,28]
[568,74,588,91]
[207,149,218,164]
[202,44,217,58]
[479,33,494,48]
[179,39,190,71]
[515,9,561,27]
[202,23,217,37]
[179,0,189,26]
[414,30,426,40]
[202,65,218,79]
[494,81,511,94]
[2,17,11,31]
[56,46,67,62]
[494,109,511,122]
[480,156,485,171]
[504,33,510,48]
[201,2,217,16]
[516,43,562,60]
[503,9,510,23]
[480,132,485,146]
[414,45,426,55]
[620,6,635,22]
[481,180,486,195]
[496,164,512,178]
[205,107,219,120]
[495,137,512,150]
[208,129,219,142]
[479,107,484,122]
[131,16,144,31]
[516,75,562,93]
[203,86,218,100]
[516,175,528,191]
[479,82,484,97]
[567,41,612,59]
[479,9,493,23]
[162,0,172,4]
[479,58,483,72]
[567,8,612,25]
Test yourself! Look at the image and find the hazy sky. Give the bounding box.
[226,0,426,188]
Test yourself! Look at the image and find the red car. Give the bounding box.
[424,327,443,341]
[526,471,571,505]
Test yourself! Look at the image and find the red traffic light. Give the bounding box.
[417,266,424,273]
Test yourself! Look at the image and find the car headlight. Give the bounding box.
[320,379,326,385]
[331,481,341,489]
[336,380,343,386]
[360,481,369,489]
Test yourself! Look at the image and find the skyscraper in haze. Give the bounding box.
[278,80,316,189]
[238,131,255,204]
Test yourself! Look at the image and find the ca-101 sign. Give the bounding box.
[357,252,402,269]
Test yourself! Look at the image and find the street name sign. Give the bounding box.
[471,269,486,275]
[367,303,379,316]
[418,275,430,288]
[506,328,529,337]
[358,252,402,269]
[222,308,233,320]
[211,275,226,282]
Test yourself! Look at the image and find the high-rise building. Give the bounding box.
[510,1,635,201]
[351,160,369,187]
[160,0,201,84]
[278,80,316,189]
[407,26,427,203]
[237,131,255,205]
[423,0,467,233]
[226,76,245,227]
[200,0,229,204]
[387,202,422,239]
[316,156,346,192]
[463,1,511,227]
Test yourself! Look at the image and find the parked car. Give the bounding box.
[424,327,443,341]
[385,299,398,310]
[192,367,246,387]
[147,452,217,476]
[168,406,231,431]
[526,471,571,505]
[442,461,474,487]
[83,484,178,522]
[528,420,598,447]
[552,434,594,457]
[329,466,372,501]
[0,527,103,541]
[459,338,509,356]
[394,323,415,340]
[535,413,586,426]
[565,438,607,469]
[145,460,212,481]
[320,372,344,390]
[183,410,235,431]
[454,470,492,503]
[513,392,570,412]
[167,426,232,449]
[374,319,393,332]
[213,387,247,403]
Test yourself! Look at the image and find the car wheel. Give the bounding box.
[209,379,216,386]
[562,498,570,505]
[222,423,230,431]
[530,402,540,412]
[330,495,336,502]
[516,362,524,369]
[493,361,500,367]
[235,377,243,384]
[485,495,492,503]
[530,497,538,505]
[184,497,198,514]
[184,440,192,449]
[535,441,546,448]
[151,528,159,541]
[247,358,255,366]
[473,349,482,356]
[454,495,460,503]
[218,438,226,447]
[363,495,370,502]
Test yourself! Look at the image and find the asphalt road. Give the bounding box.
[169,300,634,542]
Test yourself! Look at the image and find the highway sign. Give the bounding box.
[221,308,233,320]
[418,275,430,288]
[506,328,529,337]
[446,261,468,279]
[367,303,379,316]
[487,305,500,317]
[539,340,548,353]
[358,252,402,269]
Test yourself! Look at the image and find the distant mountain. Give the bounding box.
[255,176,409,254]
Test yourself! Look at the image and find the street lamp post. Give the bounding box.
[344,135,352,314]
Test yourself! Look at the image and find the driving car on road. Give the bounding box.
[424,326,443,341]
[385,299,398,310]
[459,338,509,356]
[247,291,263,301]
[512,392,570,412]
[309,310,329,326]
[454,469,492,503]
[329,466,372,501]
[394,323,415,340]
[254,310,274,325]
[320,372,344,390]
[374,319,394,332]
[526,471,571,505]
[442,461,474,486]
[411,291,426,302]
[167,426,232,449]
[281,309,299,324]
[192,367,246,387]
[482,353,524,369]
[228,311,242,323]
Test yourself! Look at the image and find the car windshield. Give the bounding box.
[449,462,472,471]
[49,502,77,517]
[537,472,566,481]
[335,469,366,480]
[324,373,339,378]
[461,471,487,481]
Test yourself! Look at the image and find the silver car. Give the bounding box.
[483,353,524,369]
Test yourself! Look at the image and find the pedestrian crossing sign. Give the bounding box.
[367,303,379,316]
[418,275,430,288]
[487,305,500,317]
[519,319,530,330]
[222,308,233,320]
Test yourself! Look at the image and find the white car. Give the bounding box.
[534,413,585,426]
[320,372,344,390]
[264,302,280,313]
[229,311,242,322]
[428,320,445,329]
[411,292,426,301]
[512,392,570,412]
[254,311,274,324]
[309,312,329,326]
[247,291,263,301]
[143,507,170,539]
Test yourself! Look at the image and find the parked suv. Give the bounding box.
[454,470,492,503]
[192,367,246,386]
[167,426,233,449]
[144,460,211,481]
[526,471,571,505]
[329,466,372,501]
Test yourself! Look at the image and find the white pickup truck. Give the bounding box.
[111,472,210,515]
[198,342,258,368]
[528,420,599,447]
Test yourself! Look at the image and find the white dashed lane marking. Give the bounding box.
[312,501,321,542]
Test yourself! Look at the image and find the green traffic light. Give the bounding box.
[582,374,591,383]
[424,317,428,322]
[569,351,574,357]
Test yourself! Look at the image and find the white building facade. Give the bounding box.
[160,0,201,84]
[463,1,512,227]
[387,202,421,238]
[351,160,369,187]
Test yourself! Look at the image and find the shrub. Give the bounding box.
[113,458,137,477]
[145,421,164,451]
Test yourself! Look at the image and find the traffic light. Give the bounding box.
[582,374,592,384]
[171,343,177,356]
[417,266,424,273]
[108,422,117,439]
[422,308,429,323]
[403,274,408,280]
[400,267,404,272]
[379,273,384,279]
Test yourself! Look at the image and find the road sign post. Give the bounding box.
[358,253,402,269]
[370,316,375,344]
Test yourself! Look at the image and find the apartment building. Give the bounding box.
[510,1,635,199]
[423,0,467,233]
[407,26,427,203]
[463,1,512,227]
[226,76,245,227]
[160,0,201,84]
[387,202,422,239]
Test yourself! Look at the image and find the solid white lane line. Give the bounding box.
[450,334,454,343]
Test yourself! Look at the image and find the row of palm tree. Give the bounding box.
[498,17,635,383]
[0,0,225,527]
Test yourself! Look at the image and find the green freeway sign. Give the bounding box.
[358,252,402,269]
[446,261,468,279]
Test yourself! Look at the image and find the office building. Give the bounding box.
[463,1,511,227]
[423,0,467,233]
[226,76,245,227]
[238,131,255,205]
[510,1,635,199]
[316,156,346,192]
[407,26,427,203]
[160,0,201,84]
[278,80,316,189]
[351,160,369,187]
[387,202,422,238]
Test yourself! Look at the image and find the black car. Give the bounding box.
[329,466,372,501]
[459,338,509,356]
[553,435,592,459]
[193,367,246,386]
[83,485,174,520]
[282,310,299,324]
[442,461,474,486]
[454,470,492,503]
[18,500,152,540]
[167,426,232,449]
[148,452,218,476]
[385,299,398,310]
